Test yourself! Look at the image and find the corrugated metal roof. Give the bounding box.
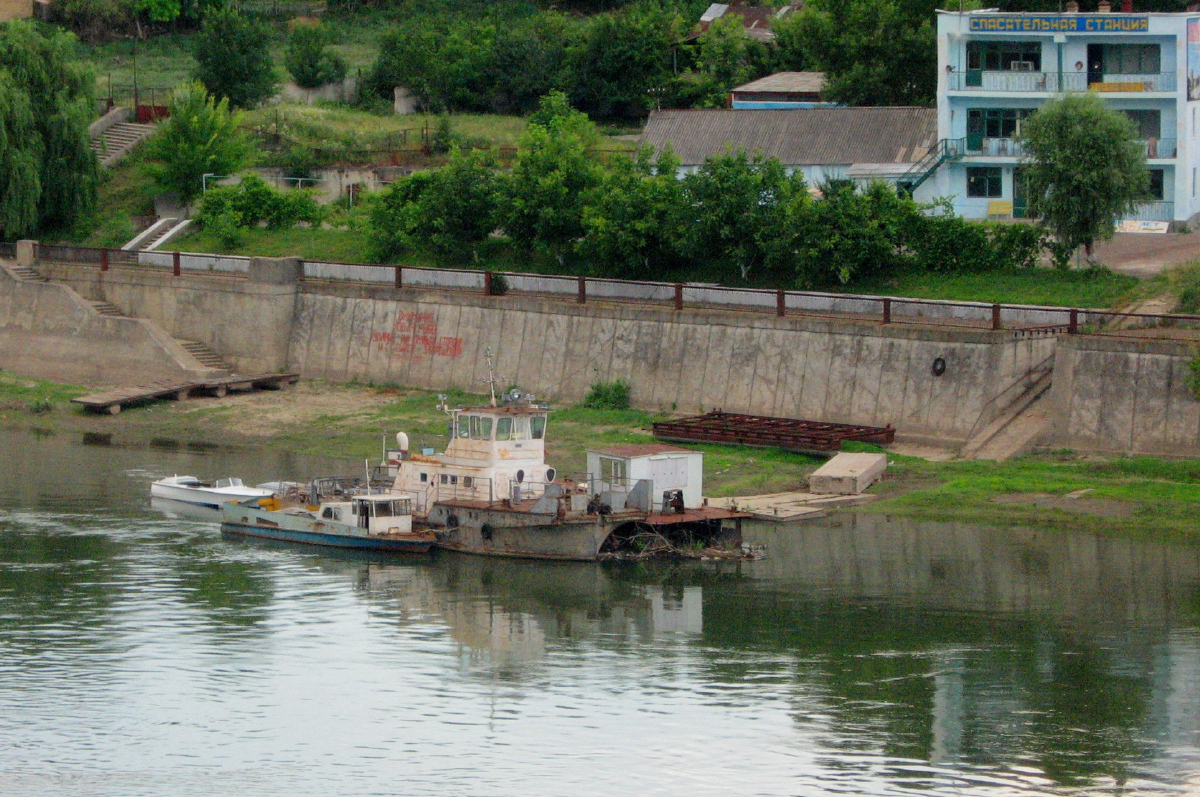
[732,71,826,95]
[639,107,937,167]
[591,444,698,458]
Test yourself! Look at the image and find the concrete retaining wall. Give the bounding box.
[39,260,299,375]
[288,286,1054,444]
[0,265,213,385]
[1048,334,1200,456]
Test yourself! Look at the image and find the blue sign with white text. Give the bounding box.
[968,15,1149,33]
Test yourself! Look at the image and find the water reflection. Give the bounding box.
[1,429,1199,795]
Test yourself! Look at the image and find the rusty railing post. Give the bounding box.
[776,290,785,317]
[394,265,403,290]
[1068,308,1078,334]
[674,283,683,311]
[577,275,586,304]
[991,303,1002,330]
[483,271,492,295]
[172,250,181,277]
[882,297,891,324]
[100,248,109,272]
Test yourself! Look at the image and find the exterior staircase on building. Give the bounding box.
[10,264,49,282]
[90,122,157,168]
[175,339,233,372]
[896,137,966,197]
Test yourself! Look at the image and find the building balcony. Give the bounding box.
[962,137,1174,159]
[1013,200,1173,222]
[948,70,1176,93]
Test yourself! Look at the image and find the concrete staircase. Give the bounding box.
[10,264,49,282]
[960,361,1054,461]
[122,216,192,252]
[176,339,232,372]
[90,122,156,168]
[90,300,126,317]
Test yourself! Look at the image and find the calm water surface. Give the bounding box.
[1,429,1199,796]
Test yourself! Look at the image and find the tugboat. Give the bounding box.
[382,388,747,561]
[220,491,436,553]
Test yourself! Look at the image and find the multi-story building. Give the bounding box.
[929,7,1200,224]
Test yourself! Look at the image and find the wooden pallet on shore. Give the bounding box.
[72,372,299,415]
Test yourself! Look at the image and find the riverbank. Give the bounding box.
[3,372,1198,537]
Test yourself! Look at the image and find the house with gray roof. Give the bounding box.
[639,107,941,199]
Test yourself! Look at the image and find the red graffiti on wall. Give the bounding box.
[370,311,463,359]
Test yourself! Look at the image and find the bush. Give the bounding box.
[488,272,509,295]
[286,22,348,90]
[1189,351,1200,401]
[581,379,630,410]
[1171,262,1200,314]
[197,174,322,232]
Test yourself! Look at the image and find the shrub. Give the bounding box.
[430,114,457,155]
[197,174,321,232]
[581,379,630,410]
[26,397,53,415]
[208,208,245,248]
[488,272,509,295]
[1171,262,1200,314]
[1189,351,1200,401]
[286,22,348,90]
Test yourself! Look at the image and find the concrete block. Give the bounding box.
[808,452,888,495]
[249,257,302,285]
[16,240,35,266]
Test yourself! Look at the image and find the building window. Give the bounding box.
[1145,169,1165,200]
[967,108,1034,142]
[420,472,428,483]
[1103,44,1160,74]
[966,41,1041,72]
[966,167,1003,198]
[1123,110,1161,140]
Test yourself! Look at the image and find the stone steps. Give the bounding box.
[176,339,232,372]
[90,300,126,317]
[10,264,48,282]
[90,122,156,167]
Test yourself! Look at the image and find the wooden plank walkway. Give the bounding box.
[72,373,300,414]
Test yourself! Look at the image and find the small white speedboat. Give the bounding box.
[150,475,275,509]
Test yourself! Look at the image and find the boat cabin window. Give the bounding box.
[496,417,512,441]
[512,417,530,441]
[458,415,495,440]
[531,415,546,439]
[420,472,428,483]
[354,499,409,517]
[321,507,342,521]
[215,478,244,489]
[600,457,627,484]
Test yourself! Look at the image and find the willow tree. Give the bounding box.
[0,21,98,240]
[1021,93,1148,263]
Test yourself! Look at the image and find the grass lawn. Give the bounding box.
[75,150,158,248]
[174,225,373,262]
[839,267,1142,309]
[77,34,197,95]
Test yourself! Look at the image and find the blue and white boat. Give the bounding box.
[150,475,275,509]
[220,493,436,553]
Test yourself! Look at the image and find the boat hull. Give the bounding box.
[151,482,271,509]
[221,505,435,554]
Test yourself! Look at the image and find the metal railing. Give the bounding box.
[1143,138,1177,158]
[949,70,1176,93]
[27,242,1200,342]
[965,137,1174,159]
[1129,201,1174,221]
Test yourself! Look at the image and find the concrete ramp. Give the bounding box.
[0,260,224,386]
[960,364,1053,461]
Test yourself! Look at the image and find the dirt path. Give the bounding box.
[1094,231,1200,278]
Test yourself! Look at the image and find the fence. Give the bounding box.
[27,243,1200,341]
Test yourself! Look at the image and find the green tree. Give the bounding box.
[503,93,603,265]
[286,22,348,89]
[678,150,807,285]
[787,0,936,106]
[567,4,679,120]
[0,22,97,240]
[419,147,501,262]
[693,15,761,106]
[793,180,916,287]
[488,11,573,115]
[366,170,437,262]
[143,83,252,202]
[1021,93,1148,262]
[366,20,441,108]
[193,9,276,109]
[579,146,683,279]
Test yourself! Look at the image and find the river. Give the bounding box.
[1,429,1198,796]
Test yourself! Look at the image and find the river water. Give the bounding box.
[1,429,1199,796]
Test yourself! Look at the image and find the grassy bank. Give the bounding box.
[839,266,1142,309]
[2,376,1197,537]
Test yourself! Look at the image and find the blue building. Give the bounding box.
[932,9,1200,224]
